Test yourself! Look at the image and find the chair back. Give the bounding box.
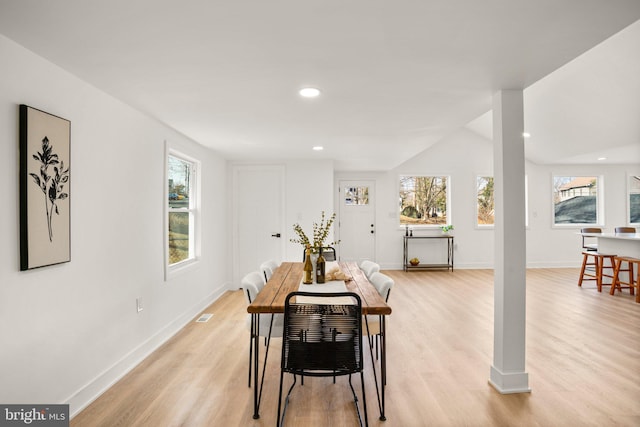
[281,292,363,376]
[369,272,394,302]
[242,271,265,303]
[360,260,380,279]
[301,246,337,262]
[322,247,337,261]
[615,227,636,234]
[260,260,279,282]
[581,227,601,251]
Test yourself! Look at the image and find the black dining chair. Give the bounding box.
[301,246,336,262]
[277,291,368,427]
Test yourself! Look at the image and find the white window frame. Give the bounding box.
[476,174,529,229]
[475,175,495,228]
[398,174,451,228]
[628,173,640,226]
[165,146,201,280]
[551,174,603,227]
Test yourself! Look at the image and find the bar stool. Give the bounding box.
[609,256,640,303]
[614,226,636,234]
[578,251,616,292]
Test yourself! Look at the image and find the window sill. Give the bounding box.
[165,257,200,281]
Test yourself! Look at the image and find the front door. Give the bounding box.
[338,180,376,263]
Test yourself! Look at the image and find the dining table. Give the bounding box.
[247,260,392,421]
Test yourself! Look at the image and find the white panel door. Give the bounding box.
[338,180,376,263]
[233,165,285,284]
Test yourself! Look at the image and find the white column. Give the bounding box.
[489,90,530,394]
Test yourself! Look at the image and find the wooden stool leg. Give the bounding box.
[635,263,640,303]
[598,255,616,292]
[596,256,603,292]
[629,262,635,296]
[610,259,622,295]
[578,253,588,287]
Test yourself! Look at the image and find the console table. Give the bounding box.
[403,235,454,271]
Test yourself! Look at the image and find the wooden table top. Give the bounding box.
[247,261,392,316]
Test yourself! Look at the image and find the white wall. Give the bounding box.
[0,35,230,415]
[336,128,639,269]
[525,161,638,267]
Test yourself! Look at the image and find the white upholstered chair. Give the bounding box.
[243,271,283,387]
[363,272,394,379]
[360,260,380,279]
[260,260,279,283]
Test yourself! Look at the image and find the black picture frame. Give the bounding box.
[19,105,71,270]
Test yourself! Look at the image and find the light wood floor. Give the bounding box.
[71,269,640,426]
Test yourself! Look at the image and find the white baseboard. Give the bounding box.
[67,284,228,418]
[380,262,580,271]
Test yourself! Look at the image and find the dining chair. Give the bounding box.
[244,271,266,302]
[277,291,368,427]
[301,246,337,262]
[364,272,394,367]
[260,260,279,283]
[360,260,380,279]
[614,226,636,234]
[243,272,283,387]
[580,227,602,251]
[369,271,393,303]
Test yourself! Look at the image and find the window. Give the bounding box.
[629,175,640,225]
[553,175,600,225]
[477,176,495,226]
[167,152,199,269]
[344,186,369,205]
[399,175,449,226]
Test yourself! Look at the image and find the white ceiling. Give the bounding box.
[1,1,639,170]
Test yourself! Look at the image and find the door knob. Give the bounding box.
[271,233,281,238]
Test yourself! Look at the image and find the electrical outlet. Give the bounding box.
[136,297,143,313]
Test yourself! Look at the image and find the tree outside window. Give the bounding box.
[399,176,448,225]
[168,154,196,265]
[553,176,599,224]
[345,186,369,205]
[477,176,495,225]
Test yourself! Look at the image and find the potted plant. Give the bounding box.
[441,224,454,234]
[290,211,340,254]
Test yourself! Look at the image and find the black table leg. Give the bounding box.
[252,313,260,419]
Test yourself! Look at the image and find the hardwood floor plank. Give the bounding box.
[71,269,640,426]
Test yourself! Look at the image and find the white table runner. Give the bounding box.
[297,272,354,305]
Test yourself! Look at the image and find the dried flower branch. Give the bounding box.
[29,136,69,242]
[290,211,340,252]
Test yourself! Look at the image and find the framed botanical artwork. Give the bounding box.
[19,105,71,270]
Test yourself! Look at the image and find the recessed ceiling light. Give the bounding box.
[299,87,321,98]
[522,132,531,138]
[597,157,607,161]
[312,146,324,151]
